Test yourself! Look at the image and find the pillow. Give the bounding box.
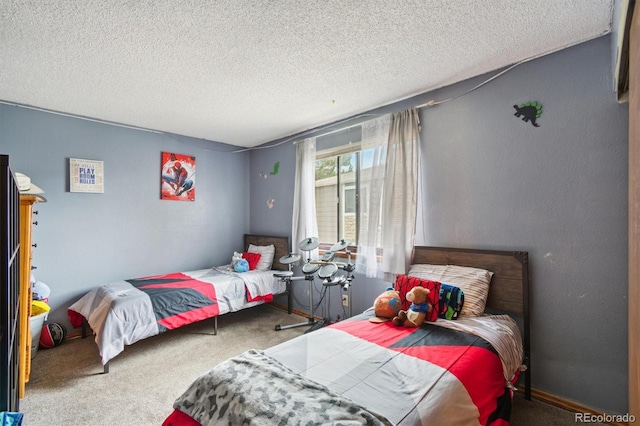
[438,283,464,320]
[242,252,262,270]
[247,244,275,271]
[393,274,441,323]
[408,264,493,317]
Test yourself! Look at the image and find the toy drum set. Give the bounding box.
[274,237,356,331]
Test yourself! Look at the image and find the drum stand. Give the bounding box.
[274,253,318,331]
[273,237,356,332]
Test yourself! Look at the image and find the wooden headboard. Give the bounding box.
[412,246,530,399]
[243,234,290,271]
[412,246,528,316]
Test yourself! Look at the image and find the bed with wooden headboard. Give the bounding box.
[68,234,292,373]
[412,245,531,399]
[164,245,531,426]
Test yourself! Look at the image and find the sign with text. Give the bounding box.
[70,158,104,193]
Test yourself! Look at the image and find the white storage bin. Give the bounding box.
[30,312,48,359]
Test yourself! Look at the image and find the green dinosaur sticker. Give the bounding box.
[513,102,542,127]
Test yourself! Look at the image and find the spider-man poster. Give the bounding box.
[161,152,196,201]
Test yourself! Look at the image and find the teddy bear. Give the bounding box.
[392,286,432,327]
[369,287,402,323]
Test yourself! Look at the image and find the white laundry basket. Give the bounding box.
[30,312,48,358]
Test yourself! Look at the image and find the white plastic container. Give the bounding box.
[30,312,48,359]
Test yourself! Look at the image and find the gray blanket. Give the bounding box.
[172,349,393,426]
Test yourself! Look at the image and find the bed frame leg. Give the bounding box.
[214,316,218,335]
[81,317,88,338]
[103,362,109,374]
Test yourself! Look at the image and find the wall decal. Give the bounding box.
[161,152,195,201]
[267,198,275,209]
[259,161,279,180]
[70,158,104,193]
[513,102,542,127]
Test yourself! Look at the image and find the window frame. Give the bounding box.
[315,143,362,255]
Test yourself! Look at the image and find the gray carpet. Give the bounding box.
[21,305,601,425]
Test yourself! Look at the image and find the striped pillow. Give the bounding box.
[408,264,493,317]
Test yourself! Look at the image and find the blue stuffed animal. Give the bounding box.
[233,258,249,273]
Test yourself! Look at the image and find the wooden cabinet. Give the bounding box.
[18,194,44,398]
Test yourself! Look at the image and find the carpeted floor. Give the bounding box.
[21,305,604,425]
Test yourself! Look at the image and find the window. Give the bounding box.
[314,143,381,251]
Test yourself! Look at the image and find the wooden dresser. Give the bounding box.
[18,193,45,398]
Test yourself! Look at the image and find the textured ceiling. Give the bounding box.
[0,1,614,148]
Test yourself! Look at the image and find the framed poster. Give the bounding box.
[161,152,195,201]
[69,158,104,193]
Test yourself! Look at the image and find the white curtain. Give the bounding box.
[356,115,390,277]
[291,137,319,259]
[356,108,420,279]
[381,108,420,282]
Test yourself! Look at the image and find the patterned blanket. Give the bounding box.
[172,349,393,426]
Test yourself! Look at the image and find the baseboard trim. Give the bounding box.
[270,302,323,321]
[519,387,630,426]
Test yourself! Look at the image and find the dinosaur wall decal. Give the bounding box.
[513,102,542,127]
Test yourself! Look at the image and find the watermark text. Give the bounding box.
[575,412,636,423]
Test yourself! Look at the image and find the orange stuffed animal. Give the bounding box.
[392,286,431,327]
[369,287,402,323]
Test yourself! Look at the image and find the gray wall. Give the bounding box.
[0,105,251,329]
[418,36,628,414]
[250,35,629,414]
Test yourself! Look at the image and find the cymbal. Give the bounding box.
[330,239,352,252]
[298,237,319,251]
[279,253,301,264]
